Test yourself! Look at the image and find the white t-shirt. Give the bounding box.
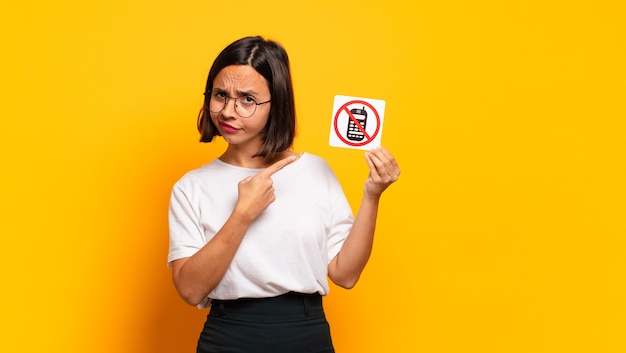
[168,152,354,303]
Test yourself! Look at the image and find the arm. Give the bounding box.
[328,146,400,289]
[171,156,296,306]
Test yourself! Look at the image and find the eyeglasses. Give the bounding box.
[206,91,271,118]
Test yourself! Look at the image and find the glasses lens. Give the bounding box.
[235,97,256,118]
[208,95,258,118]
[209,95,226,114]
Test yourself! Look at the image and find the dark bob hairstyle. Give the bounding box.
[197,36,296,158]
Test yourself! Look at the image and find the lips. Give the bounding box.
[219,122,240,134]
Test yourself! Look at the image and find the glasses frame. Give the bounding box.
[206,92,271,118]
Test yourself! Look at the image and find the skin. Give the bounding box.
[171,64,401,306]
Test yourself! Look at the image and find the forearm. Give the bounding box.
[172,212,252,306]
[329,193,380,288]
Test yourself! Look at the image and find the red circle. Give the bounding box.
[333,100,381,147]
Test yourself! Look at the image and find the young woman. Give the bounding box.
[168,36,400,353]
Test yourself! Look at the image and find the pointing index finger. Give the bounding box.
[259,155,297,178]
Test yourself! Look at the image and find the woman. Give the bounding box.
[168,36,400,353]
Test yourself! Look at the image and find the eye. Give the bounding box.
[241,95,257,105]
[213,90,227,99]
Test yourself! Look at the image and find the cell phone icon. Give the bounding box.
[346,107,367,141]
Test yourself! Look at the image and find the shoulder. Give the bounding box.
[171,160,224,190]
[285,152,339,183]
[298,152,332,171]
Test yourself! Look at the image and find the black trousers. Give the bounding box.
[197,292,335,353]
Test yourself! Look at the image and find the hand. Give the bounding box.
[234,155,296,221]
[363,146,400,199]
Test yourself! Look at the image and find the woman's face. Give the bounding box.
[209,65,271,148]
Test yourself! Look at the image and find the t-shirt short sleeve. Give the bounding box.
[321,163,354,264]
[167,179,205,266]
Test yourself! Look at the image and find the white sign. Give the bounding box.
[329,95,386,150]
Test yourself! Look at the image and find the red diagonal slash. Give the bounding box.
[343,106,370,140]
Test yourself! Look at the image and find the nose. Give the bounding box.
[221,97,237,118]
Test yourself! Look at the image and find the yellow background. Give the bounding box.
[1,1,625,352]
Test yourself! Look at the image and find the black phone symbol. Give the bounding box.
[346,107,367,141]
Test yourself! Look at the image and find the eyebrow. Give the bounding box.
[213,87,260,96]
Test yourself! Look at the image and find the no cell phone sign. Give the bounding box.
[329,95,386,150]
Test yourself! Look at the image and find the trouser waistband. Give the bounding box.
[209,292,324,323]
